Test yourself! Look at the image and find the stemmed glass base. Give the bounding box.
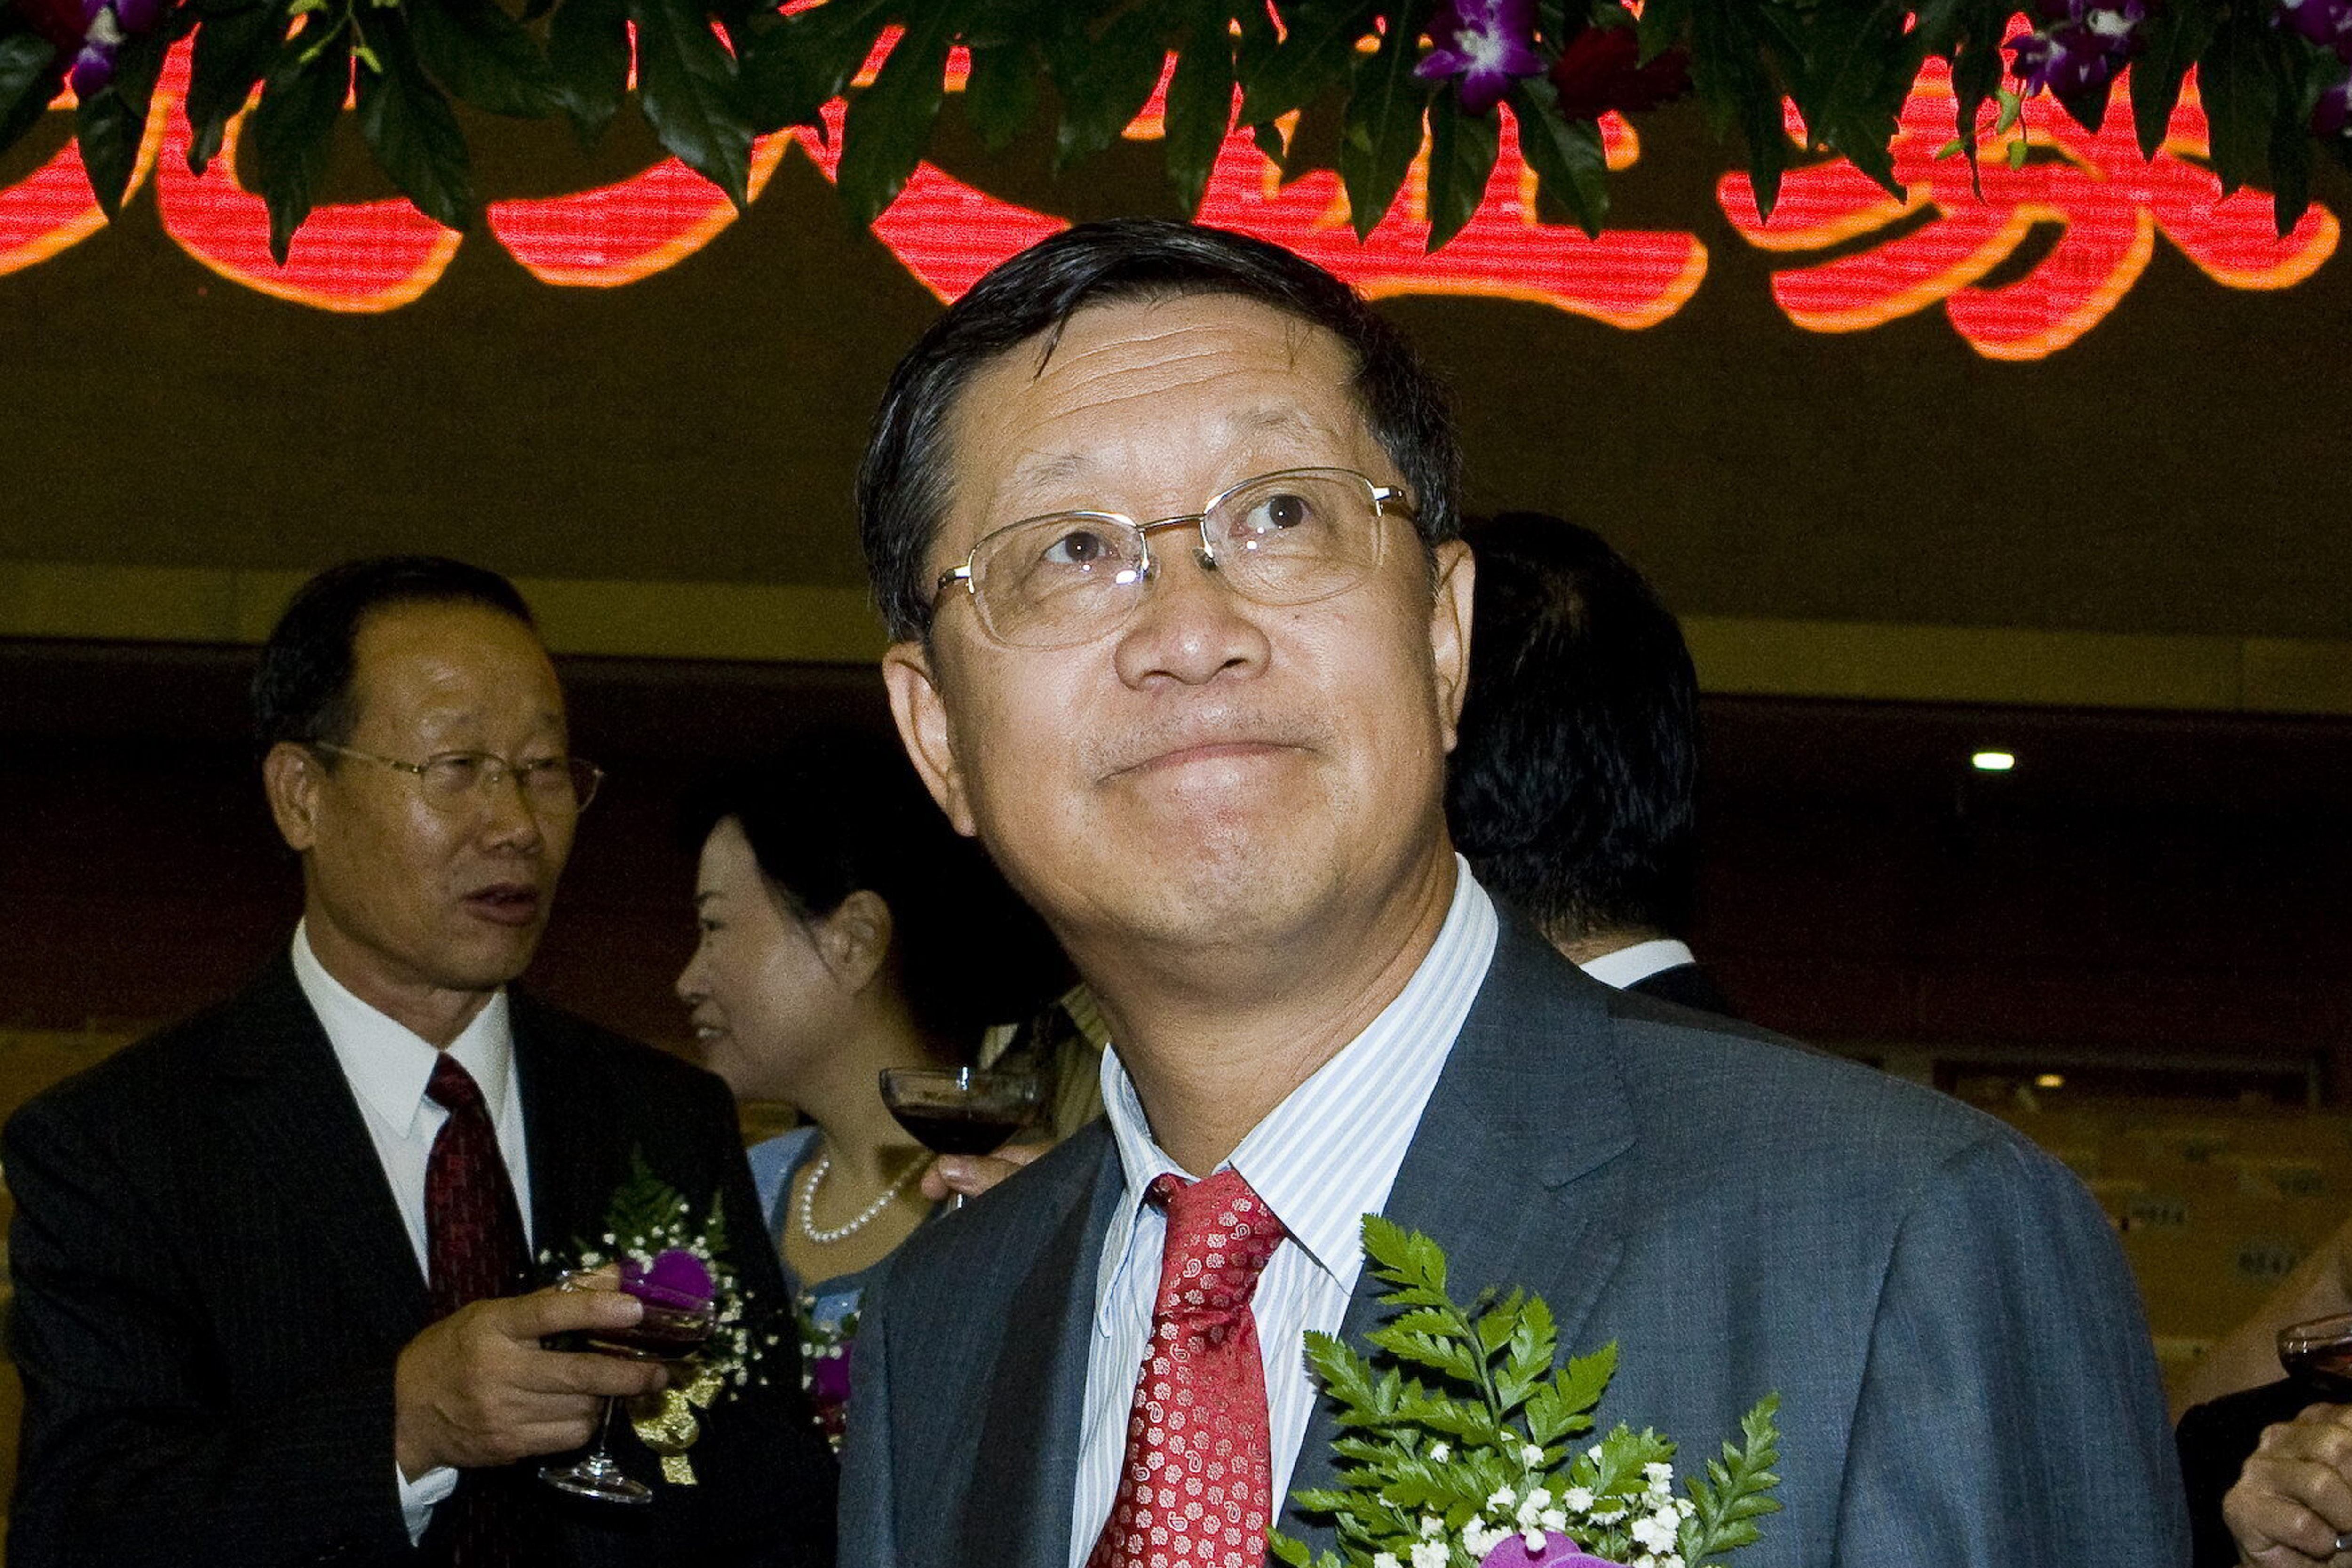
[541,1398,654,1505]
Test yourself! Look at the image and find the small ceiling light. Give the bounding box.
[1972,750,2017,772]
[2034,1073,2065,1090]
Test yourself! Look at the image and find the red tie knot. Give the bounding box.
[427,1053,490,1116]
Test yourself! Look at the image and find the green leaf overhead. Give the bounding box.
[1336,0,1427,240]
[1045,7,1167,172]
[355,4,474,229]
[184,0,284,174]
[835,0,958,225]
[1422,85,1498,251]
[546,0,628,145]
[628,0,753,209]
[74,15,178,217]
[1161,3,1236,211]
[962,36,1039,153]
[248,15,351,263]
[408,0,560,116]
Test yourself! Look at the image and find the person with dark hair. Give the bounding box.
[673,737,1069,1443]
[4,556,834,1567]
[1446,511,1732,1016]
[835,217,2183,1566]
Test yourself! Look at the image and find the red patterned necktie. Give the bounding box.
[424,1053,527,1320]
[1086,1168,1288,1568]
[422,1052,527,1568]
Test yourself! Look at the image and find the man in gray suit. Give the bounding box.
[842,218,2186,1567]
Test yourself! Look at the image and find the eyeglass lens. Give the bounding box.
[971,470,1385,647]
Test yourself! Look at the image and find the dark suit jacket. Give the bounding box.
[2177,1378,2329,1567]
[840,921,2187,1567]
[4,954,836,1568]
[1623,959,1737,1019]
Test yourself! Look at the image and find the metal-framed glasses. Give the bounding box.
[311,741,604,815]
[930,466,1415,650]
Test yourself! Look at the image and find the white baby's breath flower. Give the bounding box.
[1540,1508,1566,1531]
[1563,1486,1594,1512]
[1487,1487,1517,1511]
[1420,1515,1443,1537]
[1645,1462,1674,1485]
[1428,1441,1452,1464]
[1675,1497,1696,1519]
[1520,1528,1548,1552]
[1632,1512,1680,1552]
[1462,1522,1507,1557]
[1372,1554,1402,1568]
[1410,1542,1448,1568]
[1521,1442,1546,1466]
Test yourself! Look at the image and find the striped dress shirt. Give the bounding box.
[1067,861,1501,1564]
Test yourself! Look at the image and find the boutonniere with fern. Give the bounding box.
[1271,1218,1781,1568]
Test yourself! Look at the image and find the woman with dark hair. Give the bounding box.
[673,737,1064,1445]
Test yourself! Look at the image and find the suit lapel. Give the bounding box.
[1278,923,1637,1541]
[959,1142,1125,1568]
[511,1001,613,1267]
[212,955,434,1347]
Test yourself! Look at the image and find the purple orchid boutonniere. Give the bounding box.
[541,1154,779,1486]
[1414,0,1546,116]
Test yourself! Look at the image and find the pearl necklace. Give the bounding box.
[797,1152,920,1245]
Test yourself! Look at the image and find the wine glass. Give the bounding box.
[2278,1312,2352,1399]
[540,1275,717,1504]
[880,1066,1046,1210]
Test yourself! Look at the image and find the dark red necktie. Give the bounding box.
[1086,1168,1288,1568]
[423,1052,527,1567]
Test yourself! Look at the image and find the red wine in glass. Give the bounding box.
[888,1105,1033,1156]
[880,1067,1046,1206]
[2280,1313,2352,1399]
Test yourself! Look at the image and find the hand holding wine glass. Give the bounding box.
[391,1281,670,1480]
[540,1252,718,1505]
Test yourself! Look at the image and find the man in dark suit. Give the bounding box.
[842,219,2186,1566]
[4,557,835,1566]
[1446,510,1734,1018]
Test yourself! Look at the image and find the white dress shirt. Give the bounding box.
[289,922,535,1541]
[1068,862,1501,1563]
[1576,936,1696,990]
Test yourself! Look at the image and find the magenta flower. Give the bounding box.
[2277,0,2352,57]
[1478,1537,1625,1568]
[621,1247,715,1308]
[1414,0,1545,116]
[2005,0,2148,98]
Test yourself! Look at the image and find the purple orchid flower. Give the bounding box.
[61,0,167,98]
[1478,1536,1625,1568]
[620,1247,715,1309]
[2277,0,2352,58]
[1414,0,1545,116]
[2005,0,2149,98]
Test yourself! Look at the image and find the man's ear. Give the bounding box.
[882,640,976,837]
[1429,538,1475,754]
[812,889,894,995]
[262,742,325,853]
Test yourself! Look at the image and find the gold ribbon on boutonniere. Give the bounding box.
[630,1363,728,1485]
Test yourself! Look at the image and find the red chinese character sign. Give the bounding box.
[1716,58,2339,361]
[0,41,2337,358]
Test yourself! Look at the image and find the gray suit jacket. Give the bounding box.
[840,923,2187,1567]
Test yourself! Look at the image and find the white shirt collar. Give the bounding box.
[1576,937,1697,991]
[290,920,516,1138]
[1096,859,1500,1314]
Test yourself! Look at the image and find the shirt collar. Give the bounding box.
[1096,859,1500,1315]
[291,921,516,1138]
[1577,937,1696,990]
